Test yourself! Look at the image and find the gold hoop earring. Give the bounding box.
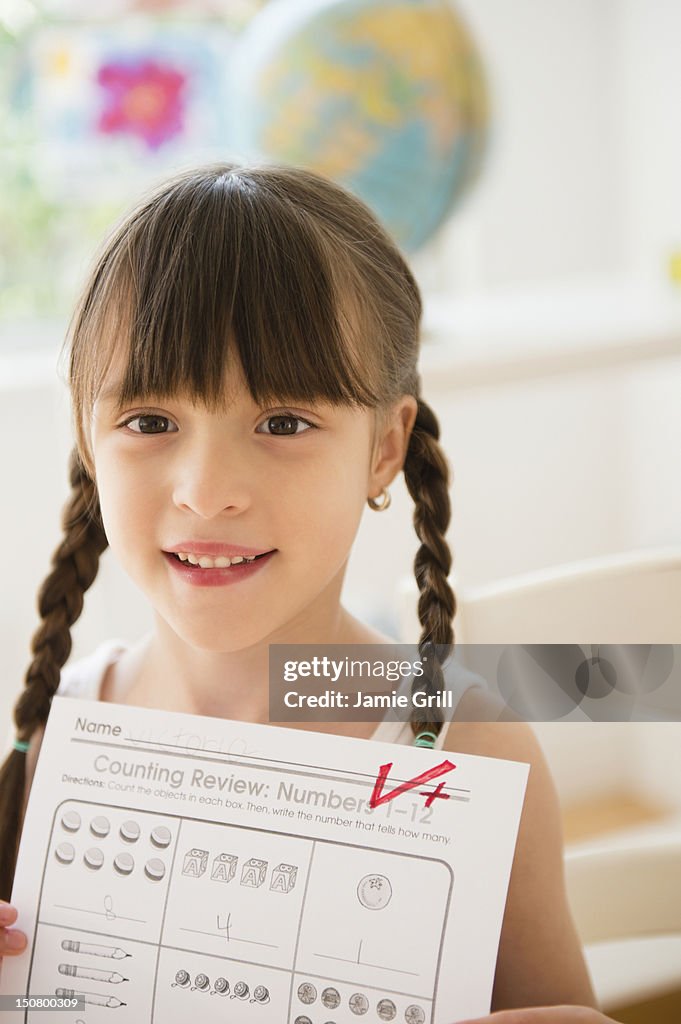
[367,487,391,511]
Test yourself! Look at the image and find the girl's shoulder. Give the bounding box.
[56,638,130,702]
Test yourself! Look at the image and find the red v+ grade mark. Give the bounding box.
[369,760,456,809]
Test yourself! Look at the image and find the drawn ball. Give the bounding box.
[120,820,141,843]
[150,825,172,848]
[90,815,110,838]
[113,852,134,875]
[83,847,105,870]
[61,810,81,833]
[144,858,166,881]
[55,842,75,864]
[357,873,392,910]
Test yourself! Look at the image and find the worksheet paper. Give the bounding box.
[1,696,529,1023]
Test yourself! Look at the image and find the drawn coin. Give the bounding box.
[294,1018,312,1024]
[61,811,81,833]
[144,858,166,881]
[150,825,172,848]
[173,970,190,988]
[377,998,397,1020]
[84,847,104,870]
[405,1005,425,1024]
[252,985,270,1004]
[233,981,249,999]
[55,842,75,864]
[357,874,392,910]
[298,982,317,1004]
[322,987,341,1009]
[194,973,210,991]
[113,852,134,875]
[213,977,229,994]
[90,815,110,838]
[120,820,140,843]
[349,992,369,1015]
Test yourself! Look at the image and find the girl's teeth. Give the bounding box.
[175,552,259,568]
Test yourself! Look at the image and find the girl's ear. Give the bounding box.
[368,395,418,494]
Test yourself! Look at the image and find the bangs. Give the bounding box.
[83,169,384,414]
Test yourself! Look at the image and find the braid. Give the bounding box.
[402,398,456,739]
[0,448,108,899]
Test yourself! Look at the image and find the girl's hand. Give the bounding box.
[0,901,28,959]
[456,1009,620,1023]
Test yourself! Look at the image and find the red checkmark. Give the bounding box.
[369,760,456,809]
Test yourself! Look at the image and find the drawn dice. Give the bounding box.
[240,857,268,887]
[182,848,209,878]
[211,853,238,883]
[270,862,298,893]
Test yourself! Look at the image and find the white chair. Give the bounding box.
[565,836,681,945]
[398,547,681,644]
[565,833,681,1012]
[398,548,681,1013]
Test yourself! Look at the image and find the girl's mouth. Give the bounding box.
[163,550,276,587]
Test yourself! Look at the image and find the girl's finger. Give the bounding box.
[1,928,28,954]
[0,901,18,926]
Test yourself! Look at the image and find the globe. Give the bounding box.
[230,0,488,251]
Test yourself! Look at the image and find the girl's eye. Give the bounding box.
[121,414,177,434]
[257,415,314,436]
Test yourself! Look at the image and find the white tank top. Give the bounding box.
[56,639,486,750]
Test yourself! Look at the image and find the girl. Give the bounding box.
[0,164,617,1023]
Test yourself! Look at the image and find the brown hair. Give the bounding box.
[0,163,455,899]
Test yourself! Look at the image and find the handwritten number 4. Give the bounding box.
[369,760,456,809]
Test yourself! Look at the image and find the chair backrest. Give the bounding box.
[564,837,681,943]
[397,548,681,644]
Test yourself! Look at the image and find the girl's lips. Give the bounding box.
[163,550,276,587]
[165,541,271,557]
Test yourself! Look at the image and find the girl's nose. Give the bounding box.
[171,438,252,519]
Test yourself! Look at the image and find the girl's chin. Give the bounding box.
[165,617,281,654]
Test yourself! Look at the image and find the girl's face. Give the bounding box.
[89,356,414,652]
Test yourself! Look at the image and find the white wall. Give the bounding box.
[618,0,681,282]
[415,0,626,293]
[345,357,681,631]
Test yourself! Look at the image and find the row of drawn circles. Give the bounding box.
[171,971,270,1003]
[54,843,166,880]
[61,810,172,848]
[297,983,425,1021]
